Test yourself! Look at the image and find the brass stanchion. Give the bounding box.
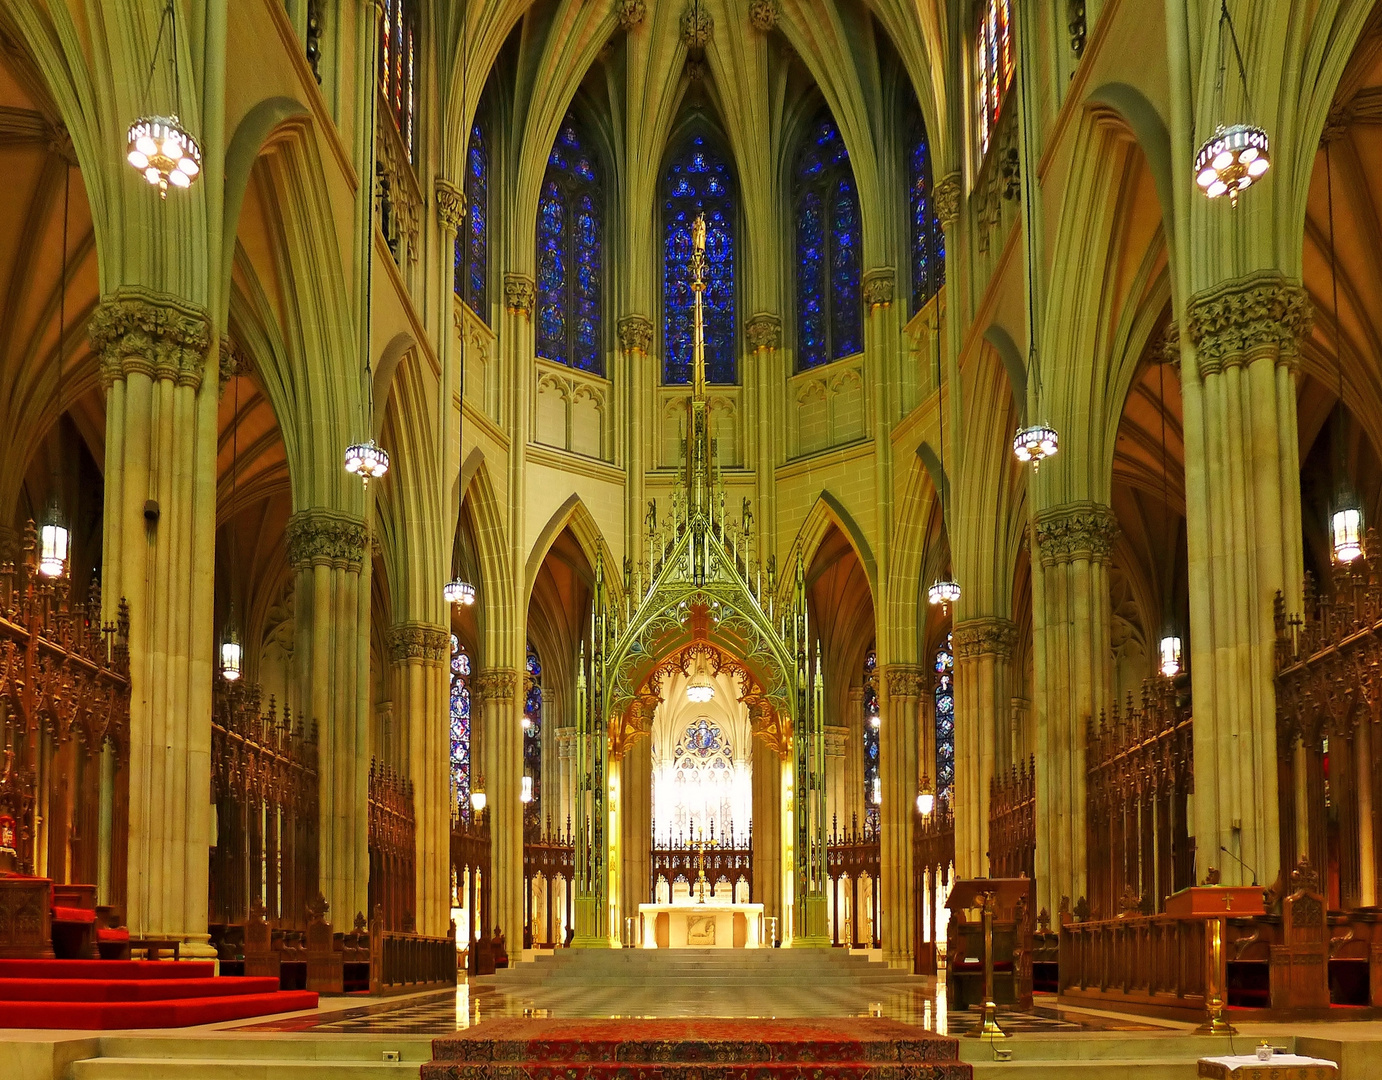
[965,891,1007,1040]
[1193,915,1236,1035]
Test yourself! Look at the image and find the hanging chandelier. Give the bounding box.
[1194,124,1269,205]
[125,1,202,198]
[41,165,74,580]
[916,775,935,817]
[470,774,487,813]
[1013,423,1060,468]
[127,116,201,197]
[1158,635,1182,679]
[444,578,476,605]
[1194,1,1269,207]
[39,504,69,579]
[686,651,716,703]
[220,624,243,681]
[1333,506,1363,563]
[344,438,389,485]
[928,577,961,613]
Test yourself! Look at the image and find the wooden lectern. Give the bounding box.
[1165,885,1265,1034]
[947,877,1033,1038]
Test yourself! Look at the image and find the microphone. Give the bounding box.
[1220,844,1258,887]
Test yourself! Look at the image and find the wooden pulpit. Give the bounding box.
[946,877,1033,1016]
[1165,887,1265,918]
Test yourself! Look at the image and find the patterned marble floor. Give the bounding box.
[238,980,1168,1035]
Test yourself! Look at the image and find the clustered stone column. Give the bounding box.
[389,621,451,935]
[476,667,522,947]
[89,288,216,952]
[1182,272,1309,889]
[286,507,372,926]
[951,617,1017,877]
[750,738,783,937]
[1031,503,1117,916]
[824,725,848,833]
[879,664,922,964]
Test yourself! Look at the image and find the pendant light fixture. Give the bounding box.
[1324,143,1363,563]
[927,212,961,614]
[1012,33,1058,471]
[1156,324,1182,679]
[470,774,487,813]
[686,648,716,704]
[40,164,72,579]
[1194,1,1269,207]
[916,775,935,817]
[444,0,476,609]
[125,0,202,198]
[220,343,244,682]
[345,34,389,489]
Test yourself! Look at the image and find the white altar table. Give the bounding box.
[638,902,764,948]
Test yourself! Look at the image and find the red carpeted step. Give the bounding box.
[0,960,217,981]
[0,989,319,1029]
[438,1066,957,1080]
[0,976,281,1002]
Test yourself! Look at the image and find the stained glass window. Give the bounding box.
[909,114,944,315]
[450,635,472,815]
[378,0,419,160]
[863,647,880,830]
[663,136,737,385]
[974,0,1014,159]
[524,643,542,816]
[455,122,488,321]
[935,634,955,800]
[794,115,862,370]
[536,114,604,373]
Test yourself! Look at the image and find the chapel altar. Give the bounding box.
[638,900,765,949]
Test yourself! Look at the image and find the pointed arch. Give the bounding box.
[783,492,878,610]
[524,492,620,607]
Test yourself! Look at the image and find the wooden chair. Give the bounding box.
[1269,859,1329,1010]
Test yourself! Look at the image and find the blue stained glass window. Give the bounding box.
[909,116,944,315]
[794,116,862,370]
[662,135,737,385]
[536,114,604,373]
[524,643,542,816]
[863,647,880,831]
[935,635,955,800]
[450,635,472,815]
[455,122,488,321]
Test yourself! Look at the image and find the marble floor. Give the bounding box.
[238,978,1170,1036]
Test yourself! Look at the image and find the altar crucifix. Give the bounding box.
[692,824,720,904]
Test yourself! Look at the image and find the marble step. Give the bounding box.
[970,1061,1198,1080]
[69,1058,419,1080]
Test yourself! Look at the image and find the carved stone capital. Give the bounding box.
[1032,502,1119,567]
[1161,321,1180,369]
[474,668,520,702]
[617,315,654,354]
[746,312,782,351]
[882,664,926,699]
[504,273,535,318]
[1185,271,1312,378]
[934,172,962,228]
[618,0,646,30]
[681,1,712,48]
[435,178,466,232]
[88,287,212,391]
[749,0,778,31]
[863,268,895,310]
[286,509,370,571]
[218,335,252,397]
[952,617,1018,661]
[389,621,449,663]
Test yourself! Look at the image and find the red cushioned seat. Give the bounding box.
[95,927,129,943]
[53,906,96,924]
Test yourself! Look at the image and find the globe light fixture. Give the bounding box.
[1194,124,1270,206]
[38,501,69,579]
[1013,423,1060,468]
[1159,635,1183,679]
[220,626,243,682]
[127,116,202,198]
[344,439,389,485]
[928,577,961,614]
[1333,506,1364,564]
[444,578,476,605]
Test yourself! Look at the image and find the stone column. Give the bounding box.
[917,687,935,802]
[952,618,1017,877]
[824,726,848,835]
[880,665,922,964]
[1031,503,1117,916]
[620,739,652,941]
[476,667,522,949]
[389,621,450,935]
[751,738,782,935]
[89,289,216,952]
[1182,273,1309,889]
[286,508,372,925]
[845,684,866,829]
[618,316,653,564]
[746,314,782,543]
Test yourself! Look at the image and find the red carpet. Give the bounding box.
[0,959,318,1029]
[424,1018,972,1080]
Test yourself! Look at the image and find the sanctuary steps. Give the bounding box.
[488,947,900,988]
[63,1035,433,1080]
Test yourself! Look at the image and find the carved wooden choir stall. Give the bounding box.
[826,815,881,949]
[523,815,574,948]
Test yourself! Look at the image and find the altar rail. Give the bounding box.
[210,678,317,929]
[0,523,130,907]
[827,816,880,948]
